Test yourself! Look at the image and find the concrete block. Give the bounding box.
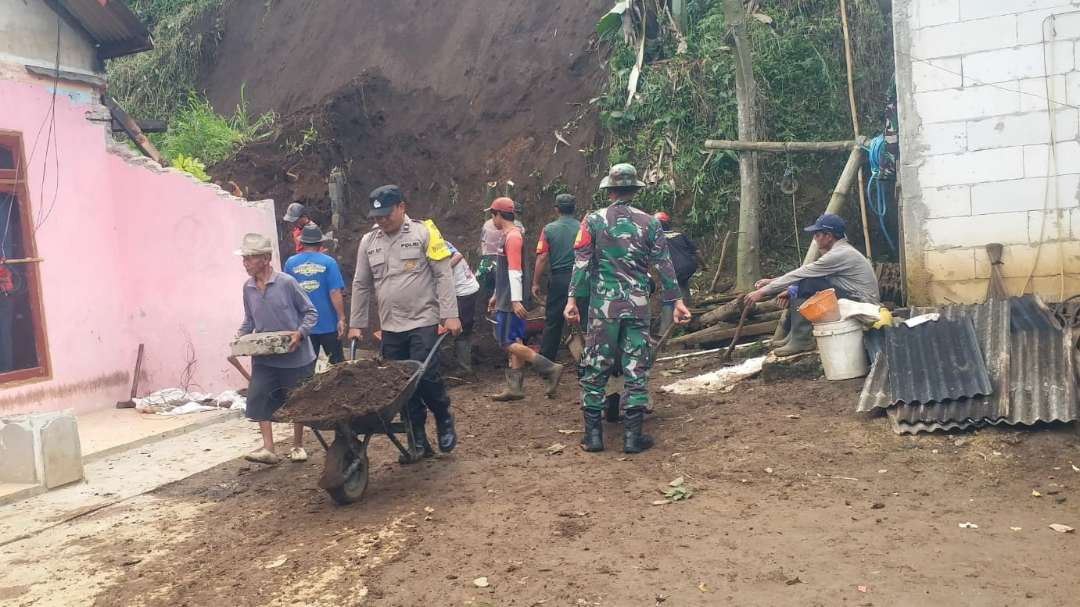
[963,43,1072,86]
[914,0,960,28]
[918,121,967,155]
[911,57,963,92]
[918,147,1024,187]
[914,86,1019,124]
[913,14,1017,59]
[230,331,294,356]
[924,248,977,281]
[923,185,972,218]
[1028,208,1071,242]
[967,110,1078,151]
[0,420,39,484]
[39,415,82,489]
[1020,75,1067,112]
[960,0,1071,21]
[1023,141,1080,176]
[972,175,1080,214]
[974,241,1080,278]
[1017,8,1080,45]
[925,211,1031,247]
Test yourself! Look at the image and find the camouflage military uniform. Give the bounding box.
[569,173,681,414]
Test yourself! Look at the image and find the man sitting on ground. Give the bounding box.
[745,213,879,356]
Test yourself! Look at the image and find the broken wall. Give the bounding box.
[894,0,1080,304]
[0,66,277,416]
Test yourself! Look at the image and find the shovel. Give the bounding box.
[115,344,144,409]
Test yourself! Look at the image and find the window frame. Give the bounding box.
[0,130,52,385]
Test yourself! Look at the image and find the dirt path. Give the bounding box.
[3,358,1079,606]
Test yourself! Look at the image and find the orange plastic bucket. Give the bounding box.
[798,288,841,323]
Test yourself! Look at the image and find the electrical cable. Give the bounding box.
[865,134,895,252]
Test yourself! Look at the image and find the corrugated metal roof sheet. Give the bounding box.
[1004,296,1077,424]
[870,297,1077,434]
[56,0,152,59]
[884,317,993,406]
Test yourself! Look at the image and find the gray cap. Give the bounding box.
[233,233,273,256]
[282,202,305,222]
[298,223,325,245]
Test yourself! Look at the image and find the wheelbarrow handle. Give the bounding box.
[419,332,448,372]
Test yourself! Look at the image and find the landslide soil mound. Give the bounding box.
[204,0,610,270]
[275,359,413,423]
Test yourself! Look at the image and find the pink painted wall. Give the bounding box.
[0,72,278,416]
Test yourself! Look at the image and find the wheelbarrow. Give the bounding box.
[290,334,446,505]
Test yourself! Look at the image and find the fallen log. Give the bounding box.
[699,299,780,327]
[670,318,779,348]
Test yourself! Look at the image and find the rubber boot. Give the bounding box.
[773,303,815,356]
[581,409,604,452]
[623,408,654,454]
[492,369,525,401]
[604,393,622,422]
[531,354,565,398]
[771,300,797,349]
[433,410,457,453]
[454,338,473,373]
[400,422,435,464]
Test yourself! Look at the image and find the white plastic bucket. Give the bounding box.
[812,318,868,380]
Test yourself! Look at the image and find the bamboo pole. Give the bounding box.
[702,139,855,152]
[839,0,873,259]
[0,257,44,265]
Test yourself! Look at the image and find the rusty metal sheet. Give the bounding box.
[884,317,992,406]
[1004,296,1077,425]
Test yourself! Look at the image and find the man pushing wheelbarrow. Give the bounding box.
[347,185,462,462]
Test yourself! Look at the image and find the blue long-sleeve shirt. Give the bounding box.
[238,271,318,368]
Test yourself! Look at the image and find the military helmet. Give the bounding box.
[598,163,646,191]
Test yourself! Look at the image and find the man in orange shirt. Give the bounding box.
[486,197,564,401]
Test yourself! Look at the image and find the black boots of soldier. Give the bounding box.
[399,411,457,464]
[581,407,653,453]
[622,408,654,453]
[581,409,604,452]
[434,411,457,453]
[400,422,435,464]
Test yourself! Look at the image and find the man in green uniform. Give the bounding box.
[532,193,583,362]
[564,164,691,454]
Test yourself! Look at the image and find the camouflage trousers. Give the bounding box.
[580,317,654,412]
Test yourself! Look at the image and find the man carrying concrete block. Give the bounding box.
[234,233,318,465]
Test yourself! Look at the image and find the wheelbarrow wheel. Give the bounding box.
[323,436,370,505]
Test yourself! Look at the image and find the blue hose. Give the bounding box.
[865,134,896,253]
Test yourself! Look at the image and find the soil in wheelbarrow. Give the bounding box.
[273,360,413,423]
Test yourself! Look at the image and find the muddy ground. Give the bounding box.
[5,352,1078,606]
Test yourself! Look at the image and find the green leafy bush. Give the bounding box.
[171,154,210,181]
[157,93,275,166]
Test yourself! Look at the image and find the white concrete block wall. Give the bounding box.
[895,0,1080,304]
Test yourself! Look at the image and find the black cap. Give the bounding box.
[555,193,576,210]
[803,213,846,238]
[298,223,325,244]
[368,185,403,218]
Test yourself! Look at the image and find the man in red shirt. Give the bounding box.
[282,202,318,253]
[486,197,564,401]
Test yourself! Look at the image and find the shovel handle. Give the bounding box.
[350,338,359,361]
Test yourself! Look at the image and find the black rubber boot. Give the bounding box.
[623,408,654,454]
[581,409,604,452]
[531,354,565,399]
[434,411,457,453]
[399,423,435,464]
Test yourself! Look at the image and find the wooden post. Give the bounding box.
[839,0,873,258]
[329,167,346,231]
[703,140,855,152]
[723,0,762,292]
[709,229,732,292]
[102,95,163,165]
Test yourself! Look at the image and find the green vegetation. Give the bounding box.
[157,92,275,165]
[596,0,893,272]
[108,0,277,178]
